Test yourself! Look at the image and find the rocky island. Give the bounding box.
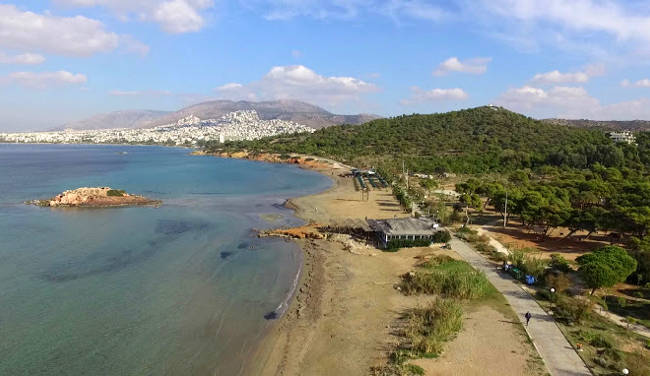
[30,187,161,208]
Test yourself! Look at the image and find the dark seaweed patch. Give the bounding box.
[264,311,279,320]
[42,245,160,282]
[220,251,234,259]
[155,219,209,235]
[237,242,249,249]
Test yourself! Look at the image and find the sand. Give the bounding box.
[240,160,543,376]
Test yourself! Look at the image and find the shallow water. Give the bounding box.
[0,144,331,375]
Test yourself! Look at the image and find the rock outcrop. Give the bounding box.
[31,187,160,208]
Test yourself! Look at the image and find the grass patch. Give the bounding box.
[543,299,650,376]
[107,189,126,197]
[399,256,495,300]
[404,299,464,356]
[603,295,650,330]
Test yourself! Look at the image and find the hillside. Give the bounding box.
[208,106,645,174]
[60,100,380,130]
[543,118,650,131]
[59,110,171,131]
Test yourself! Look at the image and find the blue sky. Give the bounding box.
[1,0,650,131]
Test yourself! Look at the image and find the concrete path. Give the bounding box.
[450,238,592,376]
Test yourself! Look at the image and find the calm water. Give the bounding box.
[0,144,331,375]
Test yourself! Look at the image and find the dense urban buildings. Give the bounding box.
[0,110,314,146]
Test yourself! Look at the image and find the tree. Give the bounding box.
[576,246,638,294]
[458,193,482,226]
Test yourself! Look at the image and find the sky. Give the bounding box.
[2,0,650,131]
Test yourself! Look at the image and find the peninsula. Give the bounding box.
[30,187,160,208]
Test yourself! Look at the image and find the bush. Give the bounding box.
[545,272,572,293]
[107,189,126,197]
[506,248,548,281]
[589,333,614,349]
[400,256,493,299]
[387,239,432,251]
[555,296,593,324]
[404,299,463,356]
[431,230,451,243]
[549,253,572,273]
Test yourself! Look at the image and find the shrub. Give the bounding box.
[589,333,614,349]
[387,239,432,251]
[107,189,126,197]
[507,248,548,281]
[400,256,493,299]
[555,296,593,324]
[404,299,463,356]
[549,253,572,273]
[545,272,572,293]
[431,230,451,243]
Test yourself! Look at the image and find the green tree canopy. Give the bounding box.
[576,246,637,294]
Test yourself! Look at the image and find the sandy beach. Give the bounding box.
[238,157,545,376]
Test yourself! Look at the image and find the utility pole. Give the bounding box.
[503,189,508,228]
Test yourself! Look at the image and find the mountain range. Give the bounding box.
[59,100,380,130]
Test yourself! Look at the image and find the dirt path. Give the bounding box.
[593,307,650,338]
[450,238,591,376]
[411,305,541,376]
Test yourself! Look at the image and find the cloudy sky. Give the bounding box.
[2,0,650,131]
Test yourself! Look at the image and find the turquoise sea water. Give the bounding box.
[0,144,331,375]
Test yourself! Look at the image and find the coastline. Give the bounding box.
[233,153,416,375]
[211,152,546,376]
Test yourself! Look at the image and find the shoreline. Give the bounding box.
[234,153,417,375]
[211,151,546,376]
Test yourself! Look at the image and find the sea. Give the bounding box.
[0,144,332,375]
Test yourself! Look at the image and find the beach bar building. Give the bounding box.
[368,217,440,249]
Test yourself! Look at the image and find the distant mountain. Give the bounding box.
[58,110,172,131]
[543,118,650,132]
[60,100,380,130]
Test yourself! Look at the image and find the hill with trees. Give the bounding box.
[207,106,646,174]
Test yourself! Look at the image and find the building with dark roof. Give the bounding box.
[367,217,440,249]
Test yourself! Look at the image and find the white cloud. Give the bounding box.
[471,0,650,59]
[109,89,172,96]
[481,0,650,43]
[433,57,491,76]
[531,70,589,84]
[4,71,87,88]
[217,83,244,90]
[241,0,447,21]
[0,52,45,65]
[495,84,650,120]
[55,0,213,34]
[530,64,605,84]
[0,4,123,57]
[621,78,650,88]
[401,87,469,104]
[215,65,378,105]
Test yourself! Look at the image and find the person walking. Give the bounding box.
[525,311,532,326]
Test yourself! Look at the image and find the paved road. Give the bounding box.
[450,238,592,376]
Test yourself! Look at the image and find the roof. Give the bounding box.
[368,217,439,236]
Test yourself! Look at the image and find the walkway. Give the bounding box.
[449,238,592,376]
